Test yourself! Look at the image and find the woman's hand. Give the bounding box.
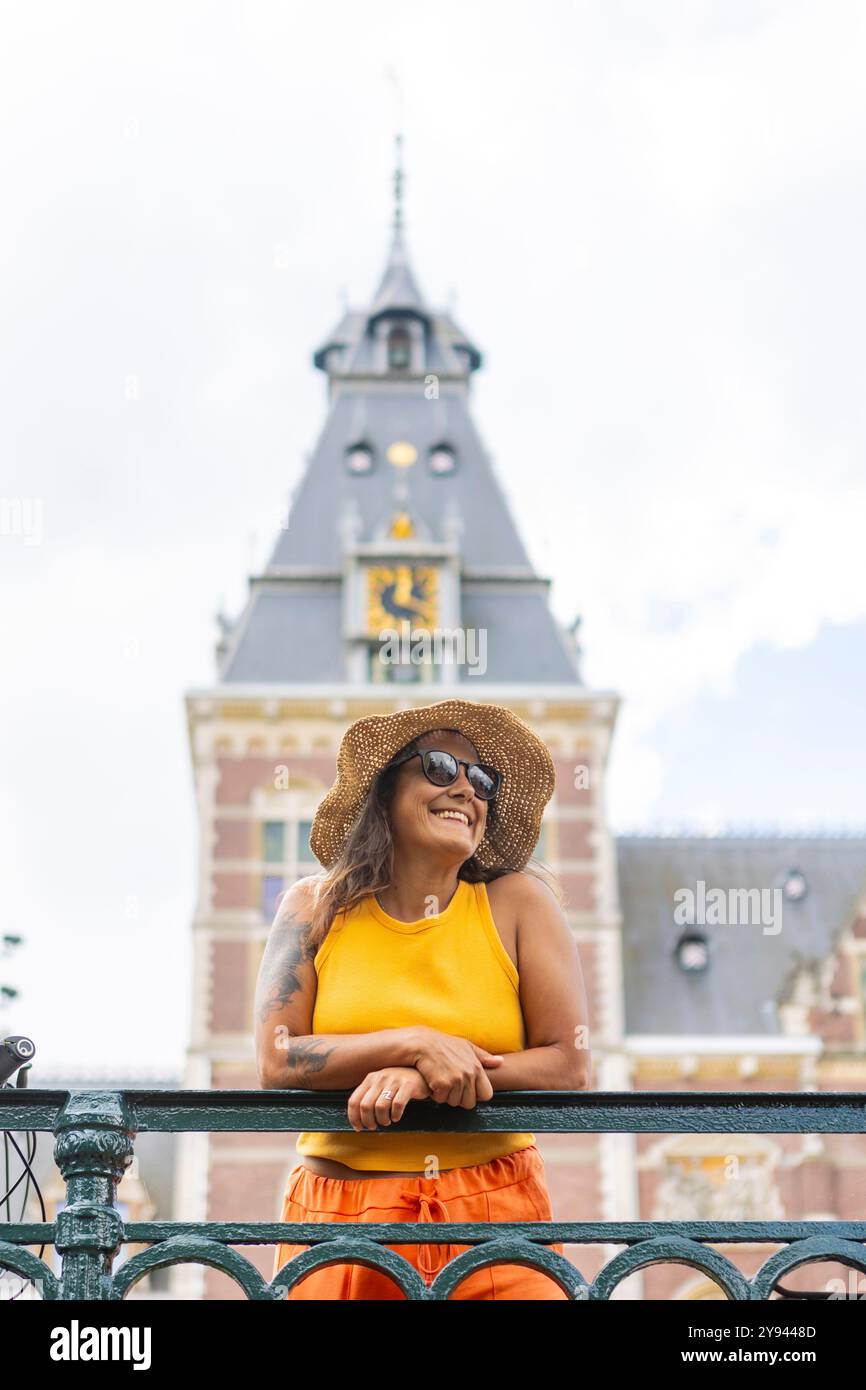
[348,1066,433,1132]
[408,1026,504,1109]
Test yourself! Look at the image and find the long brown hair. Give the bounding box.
[302,733,562,950]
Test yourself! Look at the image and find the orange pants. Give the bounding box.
[272,1143,568,1300]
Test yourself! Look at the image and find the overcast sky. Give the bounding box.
[2,1,865,1074]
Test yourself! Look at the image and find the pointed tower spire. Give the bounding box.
[312,133,482,375]
[393,131,404,233]
[370,133,427,318]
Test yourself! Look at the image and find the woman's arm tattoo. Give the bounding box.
[279,1036,336,1078]
[256,908,317,1024]
[257,902,338,1083]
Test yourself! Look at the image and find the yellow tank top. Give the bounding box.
[295,877,535,1171]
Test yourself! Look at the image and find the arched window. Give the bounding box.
[387,324,411,370]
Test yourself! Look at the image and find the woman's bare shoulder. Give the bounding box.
[485,870,559,908]
[276,874,326,926]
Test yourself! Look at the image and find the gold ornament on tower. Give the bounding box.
[389,511,416,539]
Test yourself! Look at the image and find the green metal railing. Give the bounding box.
[2,1088,866,1300]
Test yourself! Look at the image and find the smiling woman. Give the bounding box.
[253,697,591,1300]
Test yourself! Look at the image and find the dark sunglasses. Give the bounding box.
[388,748,501,801]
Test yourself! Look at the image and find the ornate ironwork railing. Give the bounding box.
[2,1088,865,1300]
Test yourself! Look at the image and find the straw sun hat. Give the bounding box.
[309,698,555,871]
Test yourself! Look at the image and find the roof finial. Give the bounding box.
[393,131,404,233]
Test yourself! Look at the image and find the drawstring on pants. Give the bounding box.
[397,1187,451,1278]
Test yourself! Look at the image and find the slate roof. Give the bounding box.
[267,389,532,571]
[617,835,866,1037]
[220,586,345,683]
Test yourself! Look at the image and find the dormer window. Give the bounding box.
[388,324,411,371]
[429,443,456,475]
[346,443,374,475]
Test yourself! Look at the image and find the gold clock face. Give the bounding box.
[366,565,438,632]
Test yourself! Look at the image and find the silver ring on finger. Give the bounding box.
[381,1089,394,1099]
